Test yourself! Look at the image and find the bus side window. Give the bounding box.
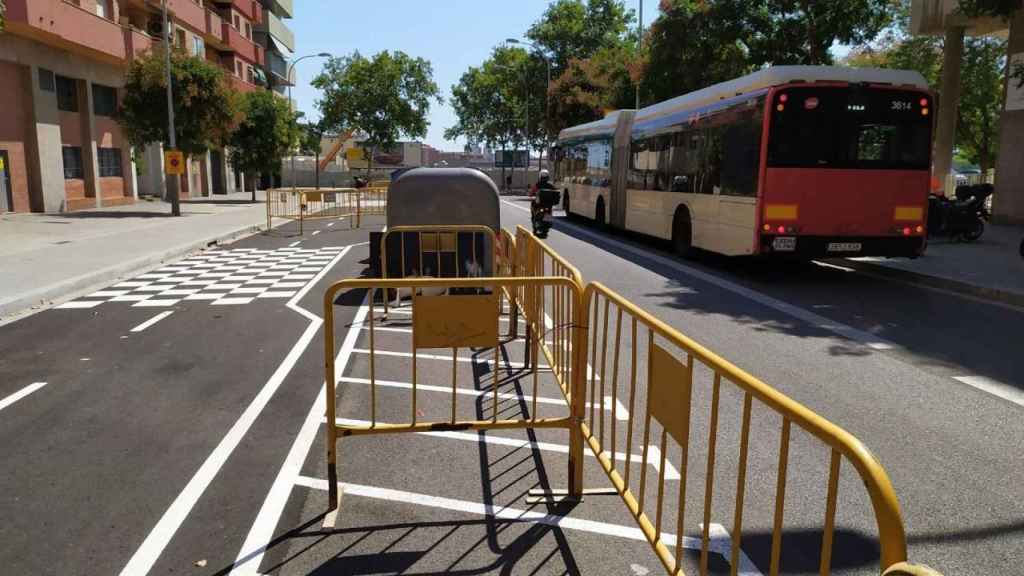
[702,127,724,195]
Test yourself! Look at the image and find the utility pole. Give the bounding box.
[636,0,643,110]
[162,0,180,216]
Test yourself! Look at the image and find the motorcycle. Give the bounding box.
[927,183,993,242]
[531,202,555,238]
[531,188,560,238]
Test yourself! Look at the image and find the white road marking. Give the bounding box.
[55,301,103,309]
[288,241,302,247]
[312,230,321,236]
[229,297,372,576]
[130,311,174,333]
[293,477,760,574]
[330,418,674,478]
[327,222,335,227]
[501,199,896,351]
[119,245,353,576]
[133,299,179,308]
[953,375,1024,408]
[338,376,616,417]
[0,382,47,412]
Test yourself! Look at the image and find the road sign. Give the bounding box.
[164,150,185,175]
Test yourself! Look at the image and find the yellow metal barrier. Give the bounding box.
[514,225,584,404]
[267,187,389,233]
[578,281,914,576]
[322,276,586,519]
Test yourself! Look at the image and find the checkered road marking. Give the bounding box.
[57,246,344,309]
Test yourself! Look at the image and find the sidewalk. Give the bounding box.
[846,222,1024,307]
[0,191,274,322]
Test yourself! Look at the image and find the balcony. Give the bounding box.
[164,0,207,35]
[123,27,155,61]
[229,75,260,93]
[222,21,263,64]
[265,49,294,86]
[6,0,127,62]
[268,0,293,19]
[204,8,226,44]
[258,10,294,52]
[225,0,262,24]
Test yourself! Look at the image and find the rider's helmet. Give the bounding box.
[539,169,550,181]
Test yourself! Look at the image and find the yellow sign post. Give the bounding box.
[164,150,185,175]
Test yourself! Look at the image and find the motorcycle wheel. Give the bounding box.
[960,219,984,242]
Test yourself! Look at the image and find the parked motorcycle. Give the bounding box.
[927,184,993,242]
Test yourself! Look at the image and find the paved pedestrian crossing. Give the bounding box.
[57,246,344,309]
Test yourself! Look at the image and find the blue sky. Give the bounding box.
[288,1,659,151]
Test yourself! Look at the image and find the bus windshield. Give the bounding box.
[767,87,932,171]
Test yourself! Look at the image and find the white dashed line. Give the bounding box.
[0,382,47,412]
[118,245,353,576]
[288,241,302,247]
[130,311,174,333]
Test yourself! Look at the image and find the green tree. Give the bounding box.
[119,48,239,214]
[547,43,640,134]
[526,0,635,70]
[644,1,752,104]
[299,120,326,189]
[229,90,299,199]
[958,0,1021,17]
[447,47,536,186]
[119,48,240,158]
[313,51,440,176]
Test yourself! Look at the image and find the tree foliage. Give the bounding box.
[958,0,1021,18]
[118,48,240,157]
[526,0,635,70]
[313,50,440,169]
[228,90,299,179]
[446,47,539,150]
[547,44,640,134]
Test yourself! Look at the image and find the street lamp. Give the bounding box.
[288,53,331,193]
[506,38,552,170]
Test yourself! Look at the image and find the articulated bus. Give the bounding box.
[554,66,935,258]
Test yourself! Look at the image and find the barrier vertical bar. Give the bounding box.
[324,284,340,513]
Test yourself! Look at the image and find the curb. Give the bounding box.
[841,258,1024,309]
[0,220,269,324]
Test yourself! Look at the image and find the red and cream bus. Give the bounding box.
[554,66,934,258]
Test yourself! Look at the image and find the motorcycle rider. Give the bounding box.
[531,170,559,217]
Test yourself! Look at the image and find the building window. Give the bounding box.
[95,0,109,19]
[192,36,205,57]
[56,76,79,112]
[234,13,240,29]
[39,69,55,92]
[62,147,84,180]
[176,29,187,49]
[247,66,254,84]
[93,84,118,117]
[235,60,242,77]
[98,148,123,177]
[245,22,252,39]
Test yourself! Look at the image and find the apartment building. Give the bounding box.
[255,0,293,99]
[0,0,267,213]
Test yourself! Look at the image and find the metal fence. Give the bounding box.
[267,186,389,233]
[320,225,943,575]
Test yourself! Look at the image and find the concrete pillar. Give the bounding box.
[200,151,213,197]
[26,65,67,212]
[80,79,102,208]
[125,146,139,200]
[934,26,965,197]
[993,10,1024,225]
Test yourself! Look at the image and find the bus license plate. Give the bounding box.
[827,242,862,253]
[772,237,796,252]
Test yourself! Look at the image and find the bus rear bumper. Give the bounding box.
[759,235,926,259]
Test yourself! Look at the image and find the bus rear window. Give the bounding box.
[767,87,932,170]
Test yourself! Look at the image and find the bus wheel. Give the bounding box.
[672,208,695,258]
[595,197,607,228]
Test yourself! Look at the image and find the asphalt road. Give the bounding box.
[1,200,1021,576]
